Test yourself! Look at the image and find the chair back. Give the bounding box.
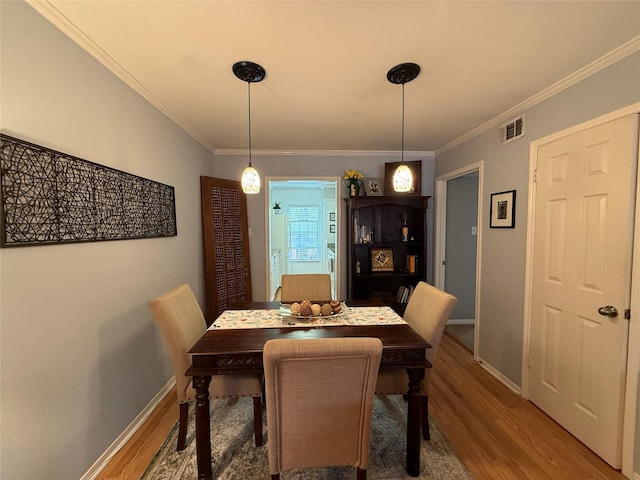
[404,281,458,365]
[405,281,457,395]
[264,337,382,475]
[280,273,332,303]
[148,284,206,403]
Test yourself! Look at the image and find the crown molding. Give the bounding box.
[213,149,435,158]
[435,35,640,156]
[28,1,639,158]
[26,0,217,153]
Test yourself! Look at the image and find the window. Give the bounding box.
[288,205,320,261]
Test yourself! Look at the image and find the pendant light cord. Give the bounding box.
[247,81,252,167]
[401,82,405,164]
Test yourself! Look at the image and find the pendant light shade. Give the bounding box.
[387,63,420,193]
[233,61,266,194]
[393,164,413,192]
[241,165,260,193]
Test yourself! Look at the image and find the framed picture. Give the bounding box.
[384,160,422,196]
[371,247,394,272]
[490,190,516,228]
[329,212,336,221]
[364,178,383,196]
[329,224,336,233]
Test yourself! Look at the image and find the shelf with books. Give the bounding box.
[345,195,429,314]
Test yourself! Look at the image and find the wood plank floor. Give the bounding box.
[95,386,178,480]
[430,334,625,480]
[95,333,626,480]
[444,324,474,352]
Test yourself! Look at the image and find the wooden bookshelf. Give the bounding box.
[345,195,429,314]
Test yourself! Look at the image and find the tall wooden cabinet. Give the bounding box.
[200,176,252,325]
[345,195,430,313]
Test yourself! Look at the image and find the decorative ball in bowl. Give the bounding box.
[281,300,344,318]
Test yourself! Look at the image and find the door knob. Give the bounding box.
[598,305,618,317]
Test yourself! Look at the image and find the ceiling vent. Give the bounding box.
[499,115,524,146]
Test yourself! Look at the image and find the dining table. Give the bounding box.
[186,300,431,480]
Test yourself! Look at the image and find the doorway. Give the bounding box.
[265,177,340,301]
[434,163,483,357]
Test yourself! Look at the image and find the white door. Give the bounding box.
[529,114,639,468]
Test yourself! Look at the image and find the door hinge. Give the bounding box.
[533,169,537,183]
[527,353,531,368]
[625,309,631,320]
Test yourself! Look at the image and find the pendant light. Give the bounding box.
[387,63,420,193]
[233,61,266,194]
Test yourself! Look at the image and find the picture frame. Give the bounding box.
[329,212,336,221]
[383,160,422,196]
[490,190,516,228]
[329,224,336,233]
[364,177,383,196]
[371,247,394,272]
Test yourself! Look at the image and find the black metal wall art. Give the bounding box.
[0,134,177,247]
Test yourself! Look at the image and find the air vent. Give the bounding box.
[499,115,524,146]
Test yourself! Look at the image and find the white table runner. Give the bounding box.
[208,306,406,330]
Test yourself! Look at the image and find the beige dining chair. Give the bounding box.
[264,337,383,480]
[375,281,457,441]
[148,283,263,451]
[279,273,332,303]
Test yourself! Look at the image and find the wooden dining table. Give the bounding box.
[186,301,431,480]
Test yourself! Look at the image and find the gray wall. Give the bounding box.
[6,0,636,476]
[436,50,640,470]
[212,153,436,301]
[437,49,640,384]
[0,2,214,478]
[445,174,478,320]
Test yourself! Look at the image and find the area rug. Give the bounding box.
[141,396,473,479]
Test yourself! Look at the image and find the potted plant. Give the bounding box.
[343,169,364,196]
[272,202,282,214]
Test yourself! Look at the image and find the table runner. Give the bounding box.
[208,306,406,330]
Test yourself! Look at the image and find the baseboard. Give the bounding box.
[80,377,176,480]
[633,471,640,480]
[475,356,522,395]
[446,318,474,325]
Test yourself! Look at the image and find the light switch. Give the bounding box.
[471,226,477,236]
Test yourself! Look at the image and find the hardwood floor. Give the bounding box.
[430,333,625,480]
[94,387,178,480]
[95,333,626,480]
[444,324,474,352]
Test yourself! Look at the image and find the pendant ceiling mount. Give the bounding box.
[387,62,421,85]
[233,61,266,83]
[387,62,420,193]
[234,61,266,194]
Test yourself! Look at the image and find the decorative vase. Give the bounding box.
[345,178,361,196]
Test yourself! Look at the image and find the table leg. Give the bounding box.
[193,375,212,480]
[406,368,424,477]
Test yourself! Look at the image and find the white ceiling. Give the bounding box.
[29,1,640,155]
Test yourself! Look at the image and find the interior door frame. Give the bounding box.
[264,176,341,301]
[523,103,640,477]
[434,161,483,360]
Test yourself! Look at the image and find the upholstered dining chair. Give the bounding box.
[279,273,332,303]
[148,283,263,451]
[375,281,457,441]
[264,337,383,480]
